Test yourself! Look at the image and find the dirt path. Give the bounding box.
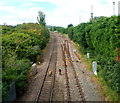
[15,32,105,102]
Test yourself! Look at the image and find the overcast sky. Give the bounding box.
[0,0,119,27]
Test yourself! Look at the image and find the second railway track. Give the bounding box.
[35,36,57,102]
[58,35,86,102]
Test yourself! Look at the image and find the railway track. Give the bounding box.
[65,40,85,101]
[60,40,71,102]
[58,35,85,101]
[69,41,87,75]
[35,32,85,102]
[35,36,57,102]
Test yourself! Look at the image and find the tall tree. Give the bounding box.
[68,24,73,28]
[37,11,46,27]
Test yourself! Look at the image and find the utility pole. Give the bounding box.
[113,2,115,16]
[90,5,93,21]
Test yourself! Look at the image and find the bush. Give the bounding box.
[58,16,120,98]
[2,22,50,102]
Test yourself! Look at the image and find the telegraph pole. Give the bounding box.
[113,2,115,16]
[90,5,93,20]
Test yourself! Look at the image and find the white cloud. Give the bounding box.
[0,0,119,27]
[0,4,44,25]
[45,0,119,27]
[0,5,15,11]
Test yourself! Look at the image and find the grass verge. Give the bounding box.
[74,42,120,101]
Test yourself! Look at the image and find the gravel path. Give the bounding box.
[69,40,105,101]
[54,32,105,101]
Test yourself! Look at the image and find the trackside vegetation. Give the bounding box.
[2,11,50,101]
[54,16,120,101]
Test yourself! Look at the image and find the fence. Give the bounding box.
[6,82,16,102]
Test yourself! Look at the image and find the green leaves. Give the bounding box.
[59,16,120,97]
[2,22,50,101]
[2,25,15,35]
[37,11,46,27]
[68,27,74,40]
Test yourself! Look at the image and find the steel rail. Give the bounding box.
[49,38,57,103]
[65,40,86,102]
[58,37,71,102]
[35,37,57,103]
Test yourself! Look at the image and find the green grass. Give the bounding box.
[98,76,120,101]
[73,42,120,101]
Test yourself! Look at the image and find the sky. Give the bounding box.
[0,0,119,27]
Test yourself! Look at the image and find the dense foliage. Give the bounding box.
[57,16,120,99]
[50,26,68,34]
[2,22,50,101]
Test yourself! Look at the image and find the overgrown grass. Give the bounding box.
[98,75,119,101]
[74,42,120,101]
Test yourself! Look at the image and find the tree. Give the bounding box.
[68,24,73,28]
[37,11,50,40]
[37,11,46,27]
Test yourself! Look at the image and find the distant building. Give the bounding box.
[90,16,106,21]
[3,23,7,25]
[93,17,100,20]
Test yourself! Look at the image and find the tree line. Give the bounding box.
[2,11,50,101]
[54,16,120,100]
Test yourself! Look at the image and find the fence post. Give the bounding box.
[87,52,90,59]
[92,61,97,75]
